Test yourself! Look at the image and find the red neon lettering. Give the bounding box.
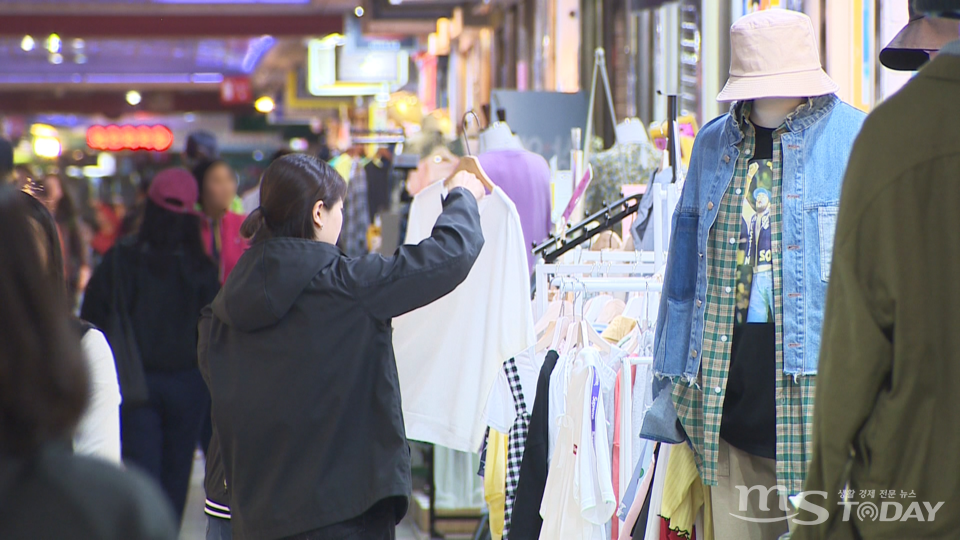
[86,125,174,152]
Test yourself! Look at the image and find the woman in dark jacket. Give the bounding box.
[200,153,485,540]
[81,168,221,524]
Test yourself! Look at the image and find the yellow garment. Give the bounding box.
[660,442,713,540]
[601,315,637,344]
[330,154,354,183]
[483,429,508,540]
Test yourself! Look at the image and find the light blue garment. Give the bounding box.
[616,439,655,521]
[653,94,866,380]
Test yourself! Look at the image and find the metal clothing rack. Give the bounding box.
[551,275,663,526]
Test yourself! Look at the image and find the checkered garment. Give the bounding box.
[671,103,817,495]
[502,356,530,538]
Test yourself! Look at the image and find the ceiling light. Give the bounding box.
[21,35,35,52]
[74,53,87,65]
[254,96,275,113]
[71,38,85,50]
[34,137,62,159]
[126,90,142,106]
[48,53,63,65]
[47,34,61,53]
[354,6,364,17]
[389,0,402,4]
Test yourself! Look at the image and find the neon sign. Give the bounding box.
[86,125,174,152]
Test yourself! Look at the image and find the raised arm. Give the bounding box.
[344,187,484,320]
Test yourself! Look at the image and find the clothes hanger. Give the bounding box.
[449,110,496,192]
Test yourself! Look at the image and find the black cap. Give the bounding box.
[913,0,960,18]
[881,3,960,70]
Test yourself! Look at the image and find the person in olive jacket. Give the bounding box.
[199,153,486,540]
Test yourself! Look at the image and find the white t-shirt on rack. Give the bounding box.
[483,347,545,433]
[539,351,616,540]
[394,182,536,452]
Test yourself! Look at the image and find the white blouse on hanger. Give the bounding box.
[539,349,617,540]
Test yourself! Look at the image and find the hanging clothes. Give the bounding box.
[660,442,712,540]
[338,160,371,257]
[510,351,560,540]
[586,142,661,215]
[484,429,510,540]
[394,181,535,452]
[539,351,616,540]
[365,154,393,222]
[478,149,553,273]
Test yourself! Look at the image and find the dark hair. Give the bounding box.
[192,159,233,210]
[270,149,293,163]
[19,192,68,308]
[0,186,88,456]
[241,153,347,243]
[137,199,209,266]
[185,130,218,162]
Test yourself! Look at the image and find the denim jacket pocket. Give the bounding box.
[817,206,838,282]
[666,213,699,301]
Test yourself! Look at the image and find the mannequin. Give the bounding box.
[649,10,868,540]
[614,118,650,144]
[479,121,524,153]
[749,97,805,129]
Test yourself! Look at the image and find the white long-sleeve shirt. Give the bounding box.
[74,329,122,464]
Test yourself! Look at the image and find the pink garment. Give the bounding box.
[619,452,657,540]
[200,211,248,284]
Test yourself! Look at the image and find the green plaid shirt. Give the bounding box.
[672,104,817,494]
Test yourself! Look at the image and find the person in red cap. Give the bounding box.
[81,168,221,527]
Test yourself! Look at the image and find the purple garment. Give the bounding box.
[478,149,553,272]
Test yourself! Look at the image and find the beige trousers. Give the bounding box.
[710,438,792,540]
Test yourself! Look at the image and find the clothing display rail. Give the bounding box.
[535,262,657,318]
[532,193,643,263]
[552,275,662,528]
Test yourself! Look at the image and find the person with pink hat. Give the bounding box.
[795,2,960,539]
[649,9,866,539]
[81,167,221,527]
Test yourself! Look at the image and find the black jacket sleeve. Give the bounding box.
[80,247,116,330]
[344,187,484,320]
[197,305,228,507]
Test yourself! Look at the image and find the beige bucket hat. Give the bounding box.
[717,9,838,102]
[880,2,960,71]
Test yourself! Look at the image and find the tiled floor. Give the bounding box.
[178,454,426,540]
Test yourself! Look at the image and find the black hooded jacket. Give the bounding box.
[199,188,483,540]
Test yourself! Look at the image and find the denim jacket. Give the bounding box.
[653,94,865,381]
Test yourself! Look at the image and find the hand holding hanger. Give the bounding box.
[444,170,487,201]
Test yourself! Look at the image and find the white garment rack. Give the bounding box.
[551,276,661,520]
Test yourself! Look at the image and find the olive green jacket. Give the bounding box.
[794,51,960,539]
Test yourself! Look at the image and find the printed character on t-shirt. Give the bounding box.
[735,160,774,325]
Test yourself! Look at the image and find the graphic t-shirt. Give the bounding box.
[720,124,778,459]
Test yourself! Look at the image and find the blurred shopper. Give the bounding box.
[38,174,92,308]
[20,191,122,463]
[193,159,247,283]
[91,199,123,258]
[81,168,220,524]
[119,175,152,238]
[184,130,219,170]
[0,185,177,540]
[795,4,960,539]
[241,149,292,215]
[201,154,485,539]
[0,138,12,184]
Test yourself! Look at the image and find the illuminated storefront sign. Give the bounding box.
[86,124,174,152]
